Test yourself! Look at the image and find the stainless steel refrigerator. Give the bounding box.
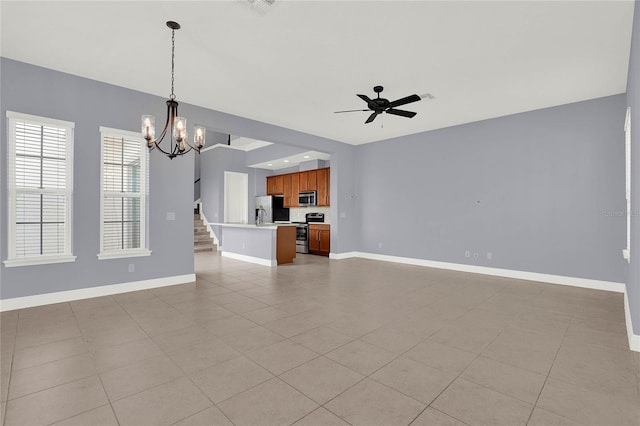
[255,195,289,224]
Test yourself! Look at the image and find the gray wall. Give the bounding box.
[0,58,195,299]
[626,0,640,334]
[199,146,271,245]
[0,58,360,299]
[356,95,627,284]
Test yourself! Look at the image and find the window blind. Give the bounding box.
[101,133,145,252]
[13,121,70,257]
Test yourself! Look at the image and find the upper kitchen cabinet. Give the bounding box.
[290,173,299,207]
[299,170,317,192]
[316,167,330,206]
[282,174,293,207]
[267,175,284,195]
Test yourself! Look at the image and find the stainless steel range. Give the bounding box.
[294,212,324,254]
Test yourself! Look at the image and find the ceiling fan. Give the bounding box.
[335,86,429,124]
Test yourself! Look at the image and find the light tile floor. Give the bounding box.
[1,251,639,426]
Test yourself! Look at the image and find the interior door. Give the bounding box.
[224,171,249,223]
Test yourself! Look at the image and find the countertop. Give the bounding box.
[210,222,298,229]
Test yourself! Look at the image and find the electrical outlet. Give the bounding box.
[473,253,479,259]
[166,212,176,221]
[378,242,383,249]
[487,252,493,260]
[465,250,470,258]
[340,211,346,218]
[128,264,135,273]
[242,242,246,249]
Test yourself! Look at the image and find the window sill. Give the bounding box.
[97,249,152,260]
[3,255,77,268]
[623,249,631,263]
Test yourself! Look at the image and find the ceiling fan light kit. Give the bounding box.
[335,85,424,124]
[142,21,205,159]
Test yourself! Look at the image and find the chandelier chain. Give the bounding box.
[170,28,176,100]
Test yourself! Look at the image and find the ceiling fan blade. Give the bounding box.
[388,94,421,108]
[334,109,370,113]
[357,94,377,109]
[365,112,379,124]
[386,108,417,118]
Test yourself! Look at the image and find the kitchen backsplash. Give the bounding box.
[290,207,331,224]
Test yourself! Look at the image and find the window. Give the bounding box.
[4,112,75,267]
[624,107,632,262]
[98,127,151,259]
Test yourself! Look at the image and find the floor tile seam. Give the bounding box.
[10,349,93,374]
[1,312,18,426]
[263,324,324,340]
[110,293,170,337]
[168,347,244,378]
[8,367,98,401]
[79,298,165,376]
[84,370,117,425]
[543,374,640,406]
[525,316,571,425]
[290,407,354,426]
[41,403,116,426]
[246,350,322,376]
[200,371,277,407]
[452,372,539,407]
[409,320,515,422]
[97,352,185,385]
[4,372,104,406]
[408,406,472,426]
[175,374,236,426]
[548,349,640,380]
[6,307,100,401]
[364,373,445,407]
[289,333,357,356]
[151,332,220,354]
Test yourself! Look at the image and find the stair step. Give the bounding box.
[194,234,211,242]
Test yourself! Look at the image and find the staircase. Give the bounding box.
[194,210,216,252]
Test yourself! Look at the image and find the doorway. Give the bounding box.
[224,171,249,223]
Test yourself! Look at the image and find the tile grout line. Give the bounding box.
[404,324,508,426]
[68,299,122,426]
[524,313,572,426]
[2,311,20,426]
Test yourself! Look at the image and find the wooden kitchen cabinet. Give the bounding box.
[308,224,330,256]
[316,167,330,206]
[282,174,292,207]
[266,175,284,195]
[290,172,299,207]
[266,168,326,206]
[299,170,317,192]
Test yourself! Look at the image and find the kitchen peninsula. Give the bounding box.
[212,223,297,267]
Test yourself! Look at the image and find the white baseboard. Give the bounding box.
[624,291,640,352]
[329,252,359,260]
[0,273,196,312]
[221,251,275,267]
[339,252,625,293]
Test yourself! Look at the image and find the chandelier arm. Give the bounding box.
[152,141,172,156]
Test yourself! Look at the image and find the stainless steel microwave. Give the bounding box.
[298,191,317,206]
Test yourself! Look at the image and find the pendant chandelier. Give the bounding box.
[142,21,205,159]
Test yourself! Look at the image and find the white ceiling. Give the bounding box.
[0,1,635,145]
[248,150,331,170]
[229,136,273,151]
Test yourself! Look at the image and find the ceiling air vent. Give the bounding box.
[243,0,276,15]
